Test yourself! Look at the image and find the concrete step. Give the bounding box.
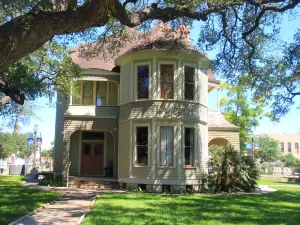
[68,179,120,190]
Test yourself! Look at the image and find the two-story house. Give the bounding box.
[54,23,240,192]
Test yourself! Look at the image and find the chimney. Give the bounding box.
[177,24,190,43]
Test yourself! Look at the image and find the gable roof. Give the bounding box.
[70,23,216,79]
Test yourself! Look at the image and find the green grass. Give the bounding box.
[0,176,60,225]
[84,178,300,225]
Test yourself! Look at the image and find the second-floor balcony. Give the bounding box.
[66,80,119,118]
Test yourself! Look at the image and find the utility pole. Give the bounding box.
[39,132,42,165]
[33,125,38,167]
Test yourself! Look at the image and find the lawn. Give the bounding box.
[84,178,300,225]
[0,176,60,225]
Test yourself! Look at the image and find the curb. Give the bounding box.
[7,193,65,225]
[76,194,100,225]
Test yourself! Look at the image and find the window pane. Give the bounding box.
[94,144,103,156]
[137,65,149,99]
[185,147,193,166]
[137,146,148,165]
[160,127,173,166]
[136,127,148,165]
[161,65,174,82]
[185,128,194,146]
[83,144,91,155]
[161,82,174,99]
[185,84,194,100]
[137,127,148,145]
[185,128,194,166]
[82,81,93,105]
[184,66,195,100]
[82,132,105,140]
[96,81,107,106]
[160,64,174,99]
[108,81,118,105]
[72,82,81,104]
[296,143,299,149]
[185,66,195,83]
[288,142,291,152]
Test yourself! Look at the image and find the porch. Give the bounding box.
[67,129,118,179]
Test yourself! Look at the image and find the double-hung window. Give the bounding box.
[184,128,195,167]
[137,65,149,99]
[136,127,148,166]
[160,64,174,99]
[160,127,174,166]
[184,66,195,100]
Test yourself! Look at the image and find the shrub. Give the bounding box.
[38,172,66,187]
[207,145,259,193]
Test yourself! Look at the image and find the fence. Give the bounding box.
[8,162,53,175]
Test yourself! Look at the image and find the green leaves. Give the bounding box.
[0,133,32,159]
[254,135,281,163]
[208,145,259,193]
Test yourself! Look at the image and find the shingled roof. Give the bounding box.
[70,23,216,79]
[208,111,239,130]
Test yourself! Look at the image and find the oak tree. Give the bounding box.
[0,0,299,117]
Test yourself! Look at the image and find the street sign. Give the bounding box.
[245,143,252,151]
[245,142,260,151]
[27,138,34,146]
[36,138,42,146]
[254,143,260,151]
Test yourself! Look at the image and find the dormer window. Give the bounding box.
[184,66,195,100]
[137,65,149,99]
[160,64,174,99]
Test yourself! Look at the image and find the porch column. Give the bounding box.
[113,129,119,179]
[62,131,72,179]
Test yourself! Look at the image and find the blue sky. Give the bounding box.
[15,9,300,149]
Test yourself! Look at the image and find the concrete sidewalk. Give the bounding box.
[12,183,127,225]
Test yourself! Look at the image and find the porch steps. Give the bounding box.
[68,177,120,190]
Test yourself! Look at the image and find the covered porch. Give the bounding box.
[58,118,119,179]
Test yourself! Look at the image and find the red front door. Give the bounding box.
[81,142,104,175]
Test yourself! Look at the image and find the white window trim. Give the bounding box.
[183,125,198,168]
[134,61,152,101]
[158,61,176,100]
[133,123,151,168]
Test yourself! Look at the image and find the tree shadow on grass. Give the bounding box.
[84,190,300,225]
[0,178,59,225]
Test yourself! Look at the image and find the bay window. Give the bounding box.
[160,127,174,166]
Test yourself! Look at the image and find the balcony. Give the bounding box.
[65,105,119,118]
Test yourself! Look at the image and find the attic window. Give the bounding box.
[137,65,149,99]
[160,64,174,99]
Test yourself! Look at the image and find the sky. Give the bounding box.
[9,8,300,150]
